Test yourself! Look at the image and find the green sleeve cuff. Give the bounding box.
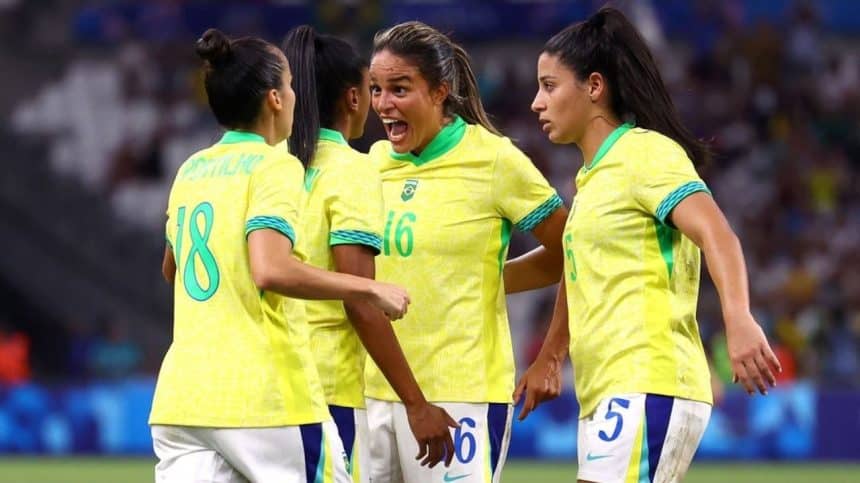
[655,181,711,224]
[245,215,297,245]
[514,193,564,232]
[329,230,382,254]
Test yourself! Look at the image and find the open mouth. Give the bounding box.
[382,118,409,144]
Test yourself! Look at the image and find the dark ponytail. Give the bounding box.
[373,21,501,136]
[283,25,369,166]
[195,28,285,130]
[544,8,711,166]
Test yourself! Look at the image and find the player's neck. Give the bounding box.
[330,118,351,142]
[579,114,623,167]
[244,115,281,146]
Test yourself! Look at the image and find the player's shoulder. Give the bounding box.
[624,127,687,159]
[464,124,532,173]
[462,123,511,151]
[254,141,304,175]
[368,139,391,160]
[314,144,378,185]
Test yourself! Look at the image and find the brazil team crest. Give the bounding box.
[401,179,419,201]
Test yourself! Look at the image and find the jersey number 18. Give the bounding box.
[175,202,220,301]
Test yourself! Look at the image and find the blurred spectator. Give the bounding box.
[87,319,142,380]
[0,319,31,385]
[66,318,98,381]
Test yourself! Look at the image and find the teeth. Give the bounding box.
[382,119,403,124]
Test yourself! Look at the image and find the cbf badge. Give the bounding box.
[401,179,419,201]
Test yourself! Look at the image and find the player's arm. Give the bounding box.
[161,246,175,284]
[247,229,409,319]
[503,206,568,293]
[513,278,569,420]
[332,244,457,468]
[670,192,781,396]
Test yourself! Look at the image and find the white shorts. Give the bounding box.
[151,421,350,483]
[329,405,370,483]
[577,393,711,483]
[365,398,513,483]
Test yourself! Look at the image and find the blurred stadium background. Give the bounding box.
[0,0,858,481]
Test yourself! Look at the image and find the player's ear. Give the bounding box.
[431,81,449,107]
[266,88,282,113]
[587,72,605,103]
[345,86,360,113]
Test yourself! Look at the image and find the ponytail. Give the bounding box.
[282,25,319,167]
[283,25,369,167]
[449,43,501,135]
[544,7,711,166]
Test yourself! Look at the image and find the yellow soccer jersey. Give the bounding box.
[149,130,329,427]
[564,123,714,418]
[364,116,563,403]
[301,128,384,408]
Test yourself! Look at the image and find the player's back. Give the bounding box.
[150,131,329,428]
[301,130,384,409]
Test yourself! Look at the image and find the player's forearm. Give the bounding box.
[700,226,751,324]
[504,246,563,293]
[345,301,427,407]
[535,280,570,361]
[254,256,371,302]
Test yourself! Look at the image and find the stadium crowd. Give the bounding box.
[8,0,860,390]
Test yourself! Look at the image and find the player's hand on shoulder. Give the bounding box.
[405,402,459,468]
[366,281,410,320]
[513,355,563,421]
[724,311,782,396]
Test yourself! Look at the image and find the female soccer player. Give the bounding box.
[365,21,567,482]
[516,8,782,483]
[149,29,411,483]
[282,25,458,479]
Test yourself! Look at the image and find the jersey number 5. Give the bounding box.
[175,202,220,301]
[564,233,577,282]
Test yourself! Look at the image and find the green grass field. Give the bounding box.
[0,459,857,483]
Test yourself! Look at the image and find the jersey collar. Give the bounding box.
[319,128,348,145]
[390,115,466,166]
[584,122,633,172]
[218,130,267,145]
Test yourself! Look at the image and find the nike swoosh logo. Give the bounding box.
[443,473,471,482]
[586,453,612,461]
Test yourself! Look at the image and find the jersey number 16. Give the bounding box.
[383,210,416,257]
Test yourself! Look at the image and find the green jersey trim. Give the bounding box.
[655,181,711,225]
[304,167,321,192]
[514,193,563,232]
[585,122,633,171]
[330,230,382,254]
[390,116,466,166]
[245,215,296,245]
[218,131,267,145]
[497,219,512,274]
[319,128,348,145]
[655,223,676,279]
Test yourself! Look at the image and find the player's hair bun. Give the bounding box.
[196,28,231,66]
